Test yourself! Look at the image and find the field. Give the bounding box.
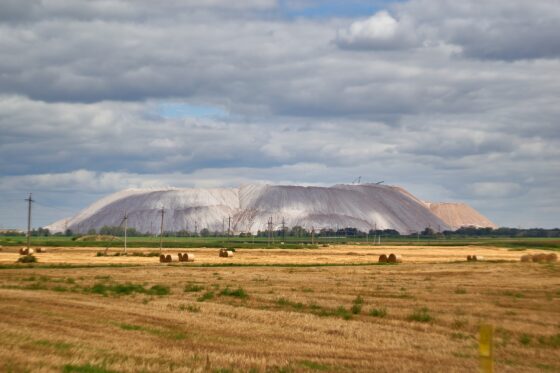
[0,243,558,372]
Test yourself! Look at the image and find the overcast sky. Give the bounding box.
[1,0,559,229]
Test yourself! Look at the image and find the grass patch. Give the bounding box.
[276,297,304,310]
[368,307,387,318]
[503,290,524,298]
[351,295,363,314]
[299,360,330,371]
[17,255,37,263]
[87,282,169,296]
[538,333,560,348]
[184,283,204,292]
[333,306,352,320]
[519,333,532,346]
[197,291,215,302]
[220,287,248,299]
[63,364,117,373]
[119,323,143,331]
[407,307,433,323]
[179,304,201,313]
[146,284,170,296]
[33,339,72,351]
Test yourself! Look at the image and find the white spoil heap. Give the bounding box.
[45,183,494,235]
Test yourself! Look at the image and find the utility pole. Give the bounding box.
[227,216,231,245]
[123,212,128,254]
[159,208,164,253]
[222,218,225,236]
[281,217,286,243]
[266,216,272,246]
[25,193,34,251]
[311,226,315,245]
[194,220,198,236]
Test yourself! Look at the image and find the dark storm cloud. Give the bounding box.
[0,0,559,229]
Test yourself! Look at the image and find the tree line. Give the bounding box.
[2,226,559,238]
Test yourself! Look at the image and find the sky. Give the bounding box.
[0,0,559,229]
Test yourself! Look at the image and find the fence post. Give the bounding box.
[479,324,494,373]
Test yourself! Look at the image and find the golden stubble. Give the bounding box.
[0,247,558,372]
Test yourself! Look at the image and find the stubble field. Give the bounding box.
[0,245,558,372]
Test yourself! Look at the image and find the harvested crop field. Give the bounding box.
[0,245,552,266]
[0,246,558,372]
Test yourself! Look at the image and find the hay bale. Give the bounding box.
[159,254,166,263]
[178,253,184,262]
[520,254,532,262]
[467,255,473,261]
[19,248,26,255]
[165,254,172,263]
[27,248,34,255]
[219,248,228,257]
[472,255,484,261]
[185,253,195,262]
[532,253,547,263]
[388,253,402,263]
[545,253,557,262]
[378,254,388,263]
[36,247,47,253]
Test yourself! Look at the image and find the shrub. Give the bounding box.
[408,307,433,323]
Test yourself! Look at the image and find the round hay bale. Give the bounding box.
[185,253,195,262]
[545,253,557,262]
[178,253,184,262]
[378,254,388,263]
[520,254,532,262]
[219,248,228,257]
[532,253,547,263]
[27,248,34,255]
[19,248,26,255]
[225,250,234,257]
[159,254,166,263]
[467,255,472,261]
[472,255,484,261]
[388,253,402,263]
[165,254,172,262]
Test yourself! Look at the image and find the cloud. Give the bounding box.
[0,1,560,229]
[335,11,418,50]
[466,182,524,199]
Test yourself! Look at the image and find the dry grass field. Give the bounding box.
[0,246,558,372]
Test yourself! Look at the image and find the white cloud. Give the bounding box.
[336,11,418,50]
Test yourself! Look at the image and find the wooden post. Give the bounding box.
[479,324,494,373]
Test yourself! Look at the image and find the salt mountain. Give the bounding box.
[46,184,496,235]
